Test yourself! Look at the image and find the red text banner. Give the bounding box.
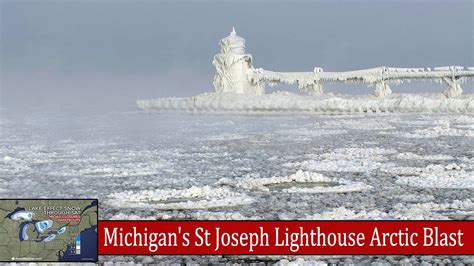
[98,221,473,255]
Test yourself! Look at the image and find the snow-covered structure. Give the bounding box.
[212,28,264,96]
[210,28,473,98]
[137,28,474,113]
[249,66,474,98]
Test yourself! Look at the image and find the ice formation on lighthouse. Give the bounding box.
[137,28,474,113]
[212,27,264,96]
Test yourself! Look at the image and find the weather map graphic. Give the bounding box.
[0,199,97,262]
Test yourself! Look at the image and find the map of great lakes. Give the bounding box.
[0,199,97,262]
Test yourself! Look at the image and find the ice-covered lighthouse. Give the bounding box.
[137,28,474,113]
[212,28,264,96]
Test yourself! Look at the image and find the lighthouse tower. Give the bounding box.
[212,28,264,95]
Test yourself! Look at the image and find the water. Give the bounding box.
[1,111,473,263]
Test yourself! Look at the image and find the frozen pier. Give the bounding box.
[137,28,474,113]
[250,66,474,98]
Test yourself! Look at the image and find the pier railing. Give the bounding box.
[249,66,474,98]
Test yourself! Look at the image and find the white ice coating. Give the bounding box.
[249,66,474,98]
[138,92,474,113]
[212,28,264,96]
[213,29,473,97]
[138,28,474,113]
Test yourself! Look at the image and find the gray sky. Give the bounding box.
[1,0,473,113]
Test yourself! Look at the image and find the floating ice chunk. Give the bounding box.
[282,181,372,193]
[237,170,333,191]
[237,170,372,193]
[337,199,473,220]
[396,169,473,189]
[391,199,474,220]
[292,147,395,173]
[283,148,397,173]
[381,162,469,177]
[106,186,254,210]
[388,163,471,189]
[3,156,14,162]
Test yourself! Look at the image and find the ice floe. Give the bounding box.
[304,199,474,220]
[237,170,331,191]
[106,186,254,210]
[236,170,372,193]
[284,147,397,173]
[392,199,474,220]
[396,164,473,189]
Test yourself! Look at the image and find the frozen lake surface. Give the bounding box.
[1,111,473,264]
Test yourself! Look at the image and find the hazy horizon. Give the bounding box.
[1,0,473,114]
